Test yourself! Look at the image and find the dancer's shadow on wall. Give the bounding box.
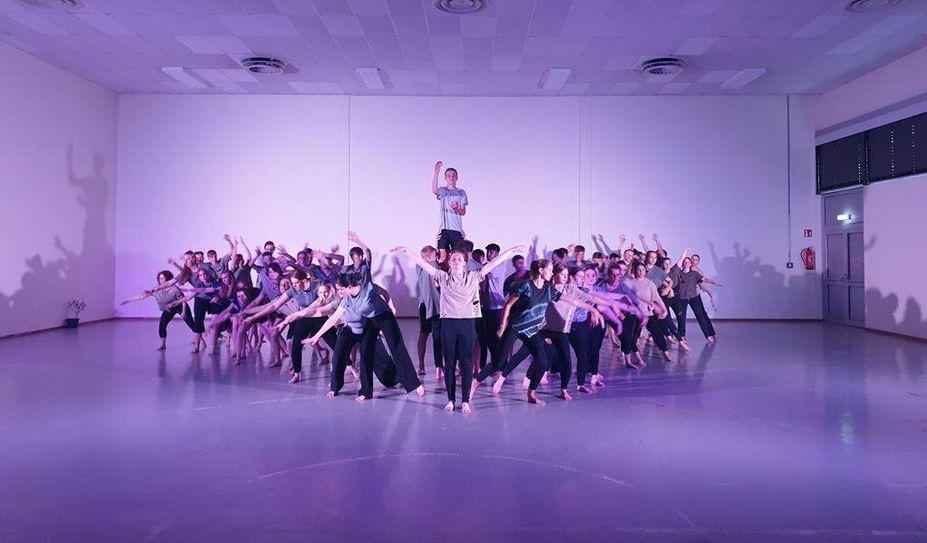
[0,144,112,336]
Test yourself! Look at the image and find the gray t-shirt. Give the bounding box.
[339,281,390,318]
[646,266,667,288]
[436,186,468,232]
[624,277,661,316]
[676,269,704,300]
[286,284,319,309]
[340,306,366,334]
[543,283,591,333]
[435,269,484,319]
[416,266,440,319]
[153,286,183,312]
[485,263,507,310]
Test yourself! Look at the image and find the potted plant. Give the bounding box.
[65,299,87,328]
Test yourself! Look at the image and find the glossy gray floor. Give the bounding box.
[1,320,925,542]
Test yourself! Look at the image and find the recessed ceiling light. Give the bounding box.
[239,56,287,75]
[434,0,485,15]
[846,0,904,12]
[18,0,83,9]
[640,57,686,76]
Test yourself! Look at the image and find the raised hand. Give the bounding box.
[347,231,360,243]
[223,234,231,241]
[434,160,443,171]
[619,234,627,244]
[391,246,410,255]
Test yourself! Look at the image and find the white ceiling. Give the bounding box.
[1,0,926,96]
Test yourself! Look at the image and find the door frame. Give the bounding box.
[821,188,865,327]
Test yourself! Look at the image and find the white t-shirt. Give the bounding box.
[435,269,484,319]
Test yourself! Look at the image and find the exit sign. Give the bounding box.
[803,229,812,237]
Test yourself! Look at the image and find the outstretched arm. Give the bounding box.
[347,231,372,264]
[432,160,443,196]
[481,245,526,277]
[392,246,439,277]
[616,234,627,252]
[119,291,152,305]
[638,234,651,253]
[675,247,691,268]
[244,293,291,324]
[303,306,347,346]
[561,294,604,327]
[652,234,666,258]
[239,237,254,265]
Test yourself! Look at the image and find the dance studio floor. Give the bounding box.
[1,320,925,542]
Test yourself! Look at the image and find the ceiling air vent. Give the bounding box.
[434,0,485,15]
[847,0,904,12]
[239,56,287,75]
[19,0,83,9]
[640,57,686,76]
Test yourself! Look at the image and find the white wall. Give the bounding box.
[811,44,927,339]
[864,175,927,339]
[115,94,820,320]
[0,42,117,337]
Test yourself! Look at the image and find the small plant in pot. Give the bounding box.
[65,299,87,328]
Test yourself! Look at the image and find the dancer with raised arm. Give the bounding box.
[394,244,524,413]
[119,270,195,350]
[431,160,468,262]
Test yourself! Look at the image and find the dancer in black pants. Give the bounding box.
[624,260,674,362]
[472,259,599,405]
[394,243,522,413]
[119,270,195,350]
[305,274,424,402]
[675,254,718,344]
[171,268,223,353]
[496,263,605,400]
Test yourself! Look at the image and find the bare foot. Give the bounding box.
[679,339,691,352]
[444,401,455,412]
[415,385,425,397]
[707,335,717,344]
[527,390,546,405]
[577,385,591,393]
[662,351,673,362]
[326,391,335,398]
[540,372,549,385]
[418,367,426,376]
[268,359,282,368]
[522,377,530,390]
[157,343,166,351]
[355,395,367,403]
[289,373,300,384]
[469,380,480,398]
[436,367,444,381]
[492,376,506,395]
[592,374,606,387]
[558,389,573,400]
[461,402,472,414]
[635,352,646,367]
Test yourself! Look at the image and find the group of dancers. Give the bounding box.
[121,161,720,412]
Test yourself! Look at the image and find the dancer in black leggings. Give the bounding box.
[394,243,522,413]
[305,274,424,401]
[675,251,718,344]
[624,260,674,361]
[119,270,195,350]
[471,259,598,405]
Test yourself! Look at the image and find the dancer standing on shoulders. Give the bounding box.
[431,160,468,262]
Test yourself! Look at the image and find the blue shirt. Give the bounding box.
[436,186,468,232]
[286,284,319,309]
[339,281,390,319]
[509,280,561,338]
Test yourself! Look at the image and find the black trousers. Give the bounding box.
[330,326,397,395]
[662,296,681,339]
[158,303,194,338]
[570,319,593,386]
[290,317,336,373]
[647,317,670,352]
[359,312,421,399]
[441,318,476,403]
[480,308,503,370]
[588,323,606,377]
[675,296,716,339]
[418,303,443,369]
[192,297,224,334]
[521,331,572,390]
[475,327,549,391]
[618,314,643,354]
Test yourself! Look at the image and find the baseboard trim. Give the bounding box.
[0,317,117,339]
